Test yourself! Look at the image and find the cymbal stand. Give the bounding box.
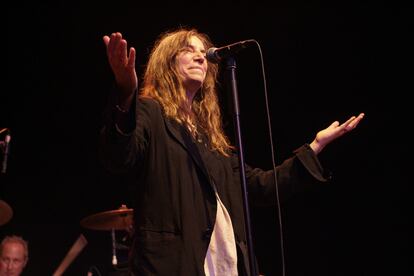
[111,228,118,266]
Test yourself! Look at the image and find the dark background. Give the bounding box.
[3,2,411,275]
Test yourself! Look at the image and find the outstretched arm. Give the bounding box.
[103,32,138,111]
[309,113,365,155]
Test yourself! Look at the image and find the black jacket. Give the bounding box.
[99,97,329,276]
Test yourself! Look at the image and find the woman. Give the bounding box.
[100,27,364,276]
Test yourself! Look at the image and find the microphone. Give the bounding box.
[1,130,11,174]
[206,39,256,63]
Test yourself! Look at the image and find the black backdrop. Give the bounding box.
[3,2,411,276]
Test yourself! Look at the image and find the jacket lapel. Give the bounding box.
[164,118,211,180]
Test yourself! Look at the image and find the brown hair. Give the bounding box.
[141,27,233,156]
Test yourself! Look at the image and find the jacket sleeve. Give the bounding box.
[237,144,331,206]
[98,91,154,174]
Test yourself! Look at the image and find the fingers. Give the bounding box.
[116,38,128,64]
[103,32,137,72]
[103,35,110,47]
[341,116,356,130]
[103,33,125,60]
[339,113,365,134]
[349,113,365,128]
[110,33,124,60]
[105,33,118,55]
[345,113,365,130]
[328,121,340,129]
[128,47,136,69]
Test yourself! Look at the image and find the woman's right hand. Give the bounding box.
[103,32,138,110]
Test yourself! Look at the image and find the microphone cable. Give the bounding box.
[251,40,287,276]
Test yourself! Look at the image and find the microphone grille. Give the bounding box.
[206,47,220,63]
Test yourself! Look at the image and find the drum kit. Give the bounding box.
[0,199,13,226]
[80,204,133,232]
[0,199,134,234]
[1,201,134,275]
[1,128,132,274]
[52,204,134,276]
[80,204,133,271]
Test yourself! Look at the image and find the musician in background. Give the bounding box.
[0,235,28,276]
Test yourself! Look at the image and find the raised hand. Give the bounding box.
[310,113,365,154]
[103,32,138,109]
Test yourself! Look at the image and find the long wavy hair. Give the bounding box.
[140,27,233,156]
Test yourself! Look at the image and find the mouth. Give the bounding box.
[189,67,204,73]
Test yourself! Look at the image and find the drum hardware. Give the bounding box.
[0,199,13,226]
[81,204,133,268]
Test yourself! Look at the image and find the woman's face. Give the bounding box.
[176,36,208,95]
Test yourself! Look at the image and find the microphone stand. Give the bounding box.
[226,56,258,276]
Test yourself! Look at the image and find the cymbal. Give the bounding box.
[0,200,13,226]
[80,205,133,231]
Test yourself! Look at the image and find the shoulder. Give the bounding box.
[136,96,164,118]
[137,96,161,110]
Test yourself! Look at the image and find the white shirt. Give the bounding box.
[204,188,238,276]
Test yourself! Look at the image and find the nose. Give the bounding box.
[194,51,206,63]
[6,261,13,270]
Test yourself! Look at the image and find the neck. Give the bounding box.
[185,89,197,111]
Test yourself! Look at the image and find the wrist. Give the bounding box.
[309,140,324,155]
[117,90,135,112]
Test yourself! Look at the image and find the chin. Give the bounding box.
[185,78,204,88]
